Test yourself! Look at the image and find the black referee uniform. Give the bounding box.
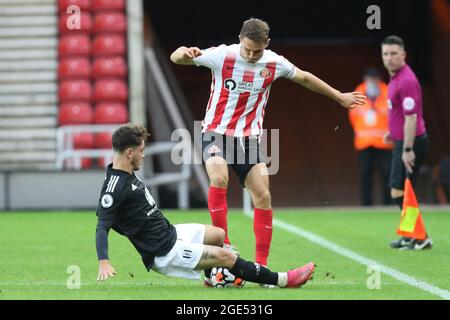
[95,164,177,270]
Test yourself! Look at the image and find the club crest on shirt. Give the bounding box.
[259,68,272,79]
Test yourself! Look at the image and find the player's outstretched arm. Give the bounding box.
[170,46,202,65]
[291,67,366,109]
[96,221,116,281]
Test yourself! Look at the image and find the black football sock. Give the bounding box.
[393,196,404,210]
[229,257,278,285]
[204,268,212,279]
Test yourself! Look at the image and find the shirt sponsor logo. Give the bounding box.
[224,78,264,93]
[224,78,237,91]
[403,97,415,111]
[101,194,113,208]
[237,80,254,92]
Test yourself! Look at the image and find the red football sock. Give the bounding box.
[253,208,273,266]
[208,186,230,245]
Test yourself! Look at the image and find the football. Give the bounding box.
[210,267,245,288]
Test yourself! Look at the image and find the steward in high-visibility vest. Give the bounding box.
[349,68,393,206]
[349,81,392,151]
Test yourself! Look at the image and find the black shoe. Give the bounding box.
[400,237,433,251]
[390,237,413,249]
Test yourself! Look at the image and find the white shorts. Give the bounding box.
[152,223,206,280]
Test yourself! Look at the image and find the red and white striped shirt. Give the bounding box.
[193,44,296,137]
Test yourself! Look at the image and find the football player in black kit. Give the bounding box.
[96,124,314,288]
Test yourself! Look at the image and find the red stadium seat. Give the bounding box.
[92,34,125,56]
[58,57,91,79]
[59,0,91,12]
[71,132,95,169]
[59,12,93,34]
[65,156,92,169]
[73,132,95,149]
[94,102,128,124]
[59,80,92,102]
[97,155,115,168]
[94,80,128,103]
[95,132,114,167]
[92,57,127,79]
[92,0,125,12]
[79,158,93,168]
[58,102,94,125]
[95,132,113,148]
[94,12,127,34]
[59,34,90,57]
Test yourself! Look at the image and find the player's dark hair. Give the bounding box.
[240,18,270,43]
[382,35,405,49]
[112,123,150,153]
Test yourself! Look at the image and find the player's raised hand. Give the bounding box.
[339,92,367,109]
[97,260,116,281]
[171,46,202,65]
[179,46,202,58]
[187,47,202,58]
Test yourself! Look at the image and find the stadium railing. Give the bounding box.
[56,124,191,208]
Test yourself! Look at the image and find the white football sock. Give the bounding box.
[277,272,288,287]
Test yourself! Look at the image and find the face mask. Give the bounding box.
[366,82,380,100]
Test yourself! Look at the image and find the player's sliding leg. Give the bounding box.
[206,157,231,245]
[202,225,226,286]
[245,163,273,267]
[195,245,314,288]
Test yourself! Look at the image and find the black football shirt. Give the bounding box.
[96,164,177,269]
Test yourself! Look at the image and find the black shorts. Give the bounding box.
[389,134,428,189]
[201,132,267,186]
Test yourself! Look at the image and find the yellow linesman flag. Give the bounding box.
[396,178,427,240]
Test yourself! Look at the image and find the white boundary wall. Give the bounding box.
[0,171,104,210]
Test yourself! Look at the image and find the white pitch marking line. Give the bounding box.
[243,210,450,300]
[274,219,450,300]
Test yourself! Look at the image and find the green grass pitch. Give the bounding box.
[0,209,449,300]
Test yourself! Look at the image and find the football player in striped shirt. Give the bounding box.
[170,18,366,280]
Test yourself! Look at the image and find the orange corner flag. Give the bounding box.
[396,178,427,240]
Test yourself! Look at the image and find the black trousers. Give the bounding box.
[389,134,428,190]
[358,147,392,206]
